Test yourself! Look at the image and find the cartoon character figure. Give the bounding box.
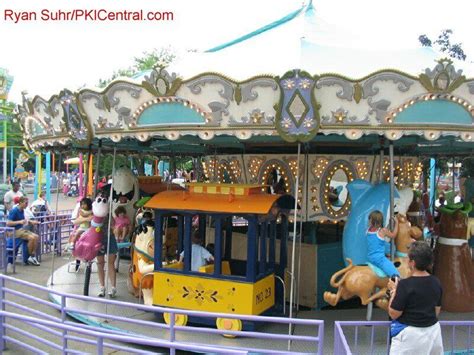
[73,194,109,261]
[131,221,155,305]
[112,167,139,235]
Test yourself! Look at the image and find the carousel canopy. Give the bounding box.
[15,1,474,156]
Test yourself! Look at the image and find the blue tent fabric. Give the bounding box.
[205,3,307,53]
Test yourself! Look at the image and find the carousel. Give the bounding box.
[13,0,474,350]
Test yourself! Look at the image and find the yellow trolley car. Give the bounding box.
[145,183,294,331]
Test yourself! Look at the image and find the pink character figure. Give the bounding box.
[73,194,110,262]
[113,205,131,242]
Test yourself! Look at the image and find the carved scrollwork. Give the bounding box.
[240,79,278,103]
[186,75,234,124]
[107,83,142,106]
[467,81,474,94]
[143,68,178,96]
[368,97,391,123]
[316,77,354,101]
[81,92,106,110]
[362,73,414,98]
[424,60,463,81]
[105,83,142,127]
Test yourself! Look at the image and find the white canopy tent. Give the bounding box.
[170,1,473,79]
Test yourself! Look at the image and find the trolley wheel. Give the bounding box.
[216,318,242,338]
[163,312,188,326]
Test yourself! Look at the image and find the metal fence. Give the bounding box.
[0,274,325,354]
[0,210,74,271]
[334,320,474,355]
[34,213,74,259]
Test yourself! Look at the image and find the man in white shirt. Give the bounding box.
[4,181,24,212]
[179,231,214,272]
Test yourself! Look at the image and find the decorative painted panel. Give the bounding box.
[276,70,320,142]
[201,155,245,184]
[307,155,374,222]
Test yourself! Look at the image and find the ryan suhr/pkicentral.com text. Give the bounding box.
[3,9,174,23]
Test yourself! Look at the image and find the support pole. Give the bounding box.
[78,153,84,198]
[9,148,13,182]
[452,157,456,195]
[429,158,436,217]
[104,146,117,304]
[34,152,40,200]
[389,142,395,260]
[49,152,62,286]
[93,140,102,195]
[2,120,7,183]
[288,143,301,349]
[45,152,51,203]
[83,145,92,198]
[87,154,94,196]
[379,147,384,182]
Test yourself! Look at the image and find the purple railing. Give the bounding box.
[0,210,74,270]
[0,226,18,273]
[33,213,74,258]
[0,274,324,354]
[335,320,474,355]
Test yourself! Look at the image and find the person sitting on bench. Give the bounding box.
[7,196,41,266]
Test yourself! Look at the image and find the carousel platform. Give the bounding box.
[47,257,474,354]
[47,259,336,353]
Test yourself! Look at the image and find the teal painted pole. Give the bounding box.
[34,153,40,200]
[429,158,436,214]
[9,148,13,181]
[45,152,51,203]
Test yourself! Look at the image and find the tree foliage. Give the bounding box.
[418,29,467,61]
[97,47,176,88]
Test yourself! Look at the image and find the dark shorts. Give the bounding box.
[98,234,118,256]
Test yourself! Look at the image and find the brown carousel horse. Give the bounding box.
[324,213,422,310]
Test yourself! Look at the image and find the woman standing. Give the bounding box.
[388,241,443,354]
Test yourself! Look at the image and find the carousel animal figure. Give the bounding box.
[325,188,423,310]
[130,220,155,304]
[112,166,139,235]
[73,194,109,262]
[342,180,400,266]
[433,203,474,312]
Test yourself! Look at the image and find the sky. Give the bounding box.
[1,0,474,103]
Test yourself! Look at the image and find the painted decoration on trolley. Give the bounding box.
[153,273,274,315]
[276,70,320,142]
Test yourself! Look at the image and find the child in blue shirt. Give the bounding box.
[367,210,399,278]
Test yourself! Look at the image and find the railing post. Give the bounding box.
[97,336,103,355]
[169,311,176,355]
[0,276,5,351]
[61,295,67,353]
[318,322,324,355]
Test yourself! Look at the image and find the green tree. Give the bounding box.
[97,47,176,88]
[419,29,467,61]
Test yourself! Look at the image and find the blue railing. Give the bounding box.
[335,320,474,355]
[0,274,324,354]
